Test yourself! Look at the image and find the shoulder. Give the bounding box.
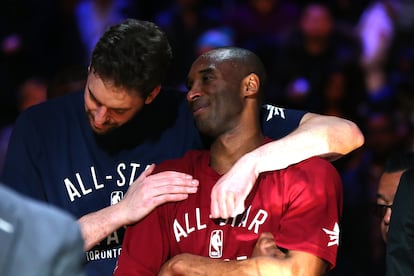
[292,156,338,173]
[260,104,306,122]
[17,91,83,123]
[284,157,342,191]
[11,91,85,140]
[260,104,306,140]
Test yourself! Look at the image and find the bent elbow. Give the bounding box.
[348,120,365,151]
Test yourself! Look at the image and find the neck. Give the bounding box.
[209,127,264,175]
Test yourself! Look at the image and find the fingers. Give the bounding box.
[210,191,235,219]
[210,187,226,218]
[133,163,156,184]
[152,193,190,206]
[232,199,245,217]
[211,188,243,219]
[147,171,199,191]
[133,168,198,190]
[139,171,199,206]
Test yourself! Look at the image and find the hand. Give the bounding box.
[252,232,286,259]
[210,153,259,218]
[118,164,199,225]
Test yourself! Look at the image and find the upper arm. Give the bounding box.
[276,158,343,269]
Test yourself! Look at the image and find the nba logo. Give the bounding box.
[110,191,123,205]
[209,230,223,258]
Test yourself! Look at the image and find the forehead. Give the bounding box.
[378,171,403,194]
[86,72,142,108]
[191,52,238,76]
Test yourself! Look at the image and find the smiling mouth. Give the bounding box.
[190,101,209,116]
[192,106,205,116]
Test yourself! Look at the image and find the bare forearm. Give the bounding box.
[159,254,259,276]
[251,113,364,174]
[297,113,364,159]
[159,254,327,276]
[78,203,125,251]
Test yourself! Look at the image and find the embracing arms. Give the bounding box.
[210,112,364,218]
[81,113,363,248]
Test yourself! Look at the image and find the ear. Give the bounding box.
[144,85,161,104]
[242,73,260,97]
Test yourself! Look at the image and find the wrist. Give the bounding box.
[245,147,262,176]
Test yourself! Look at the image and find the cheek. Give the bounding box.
[218,93,243,115]
[110,110,138,125]
[84,96,96,112]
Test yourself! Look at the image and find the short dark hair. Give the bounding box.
[202,47,267,102]
[90,19,172,98]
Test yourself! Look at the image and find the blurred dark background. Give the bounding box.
[1,1,414,275]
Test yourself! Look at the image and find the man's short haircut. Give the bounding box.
[90,19,172,98]
[202,47,267,101]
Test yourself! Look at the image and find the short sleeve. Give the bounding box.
[275,157,343,269]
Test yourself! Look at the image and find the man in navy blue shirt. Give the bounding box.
[1,19,363,275]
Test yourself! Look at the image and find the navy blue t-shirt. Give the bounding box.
[1,88,304,276]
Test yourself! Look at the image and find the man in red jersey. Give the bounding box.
[115,47,343,275]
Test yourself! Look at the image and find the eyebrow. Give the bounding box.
[198,67,216,76]
[187,67,215,86]
[88,86,100,104]
[376,193,390,203]
[87,86,129,112]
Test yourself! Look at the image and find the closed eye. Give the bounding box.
[111,109,127,115]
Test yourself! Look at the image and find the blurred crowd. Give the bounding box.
[1,0,413,275]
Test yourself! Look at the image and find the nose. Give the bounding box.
[383,208,392,225]
[94,106,108,125]
[186,83,202,102]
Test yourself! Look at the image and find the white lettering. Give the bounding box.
[116,163,127,186]
[85,248,122,261]
[196,208,206,230]
[185,213,195,234]
[248,210,268,234]
[91,166,104,189]
[173,219,188,242]
[238,206,252,228]
[265,105,286,121]
[76,173,92,195]
[106,231,120,245]
[64,178,81,202]
[129,163,141,185]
